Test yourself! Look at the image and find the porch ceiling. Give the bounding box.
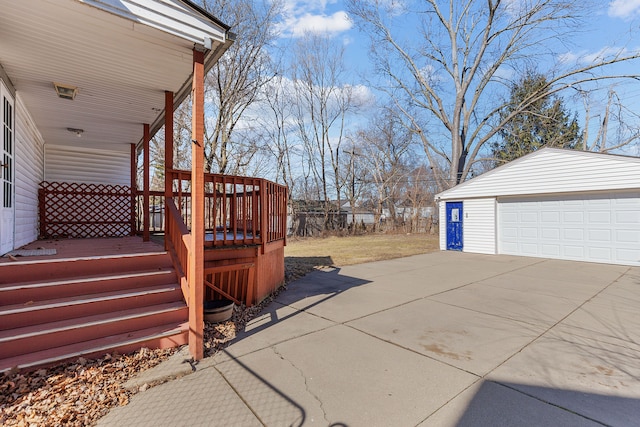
[0,0,231,149]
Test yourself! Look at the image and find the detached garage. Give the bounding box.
[436,148,640,266]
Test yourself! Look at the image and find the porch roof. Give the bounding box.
[0,0,233,150]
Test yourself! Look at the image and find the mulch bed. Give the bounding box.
[1,260,311,426]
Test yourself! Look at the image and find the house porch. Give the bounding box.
[0,0,285,367]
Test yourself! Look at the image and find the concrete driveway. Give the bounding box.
[99,252,640,426]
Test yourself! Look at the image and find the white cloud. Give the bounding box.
[290,11,352,37]
[501,0,527,17]
[278,1,352,38]
[349,84,376,107]
[558,46,630,64]
[608,0,640,19]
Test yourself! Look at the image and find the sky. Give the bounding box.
[269,0,640,157]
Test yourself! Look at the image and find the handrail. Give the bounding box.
[136,171,288,249]
[165,197,191,303]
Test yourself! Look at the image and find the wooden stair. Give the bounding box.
[0,252,188,372]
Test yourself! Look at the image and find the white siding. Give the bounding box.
[462,198,496,254]
[437,149,640,200]
[14,94,44,247]
[45,144,131,186]
[439,201,447,250]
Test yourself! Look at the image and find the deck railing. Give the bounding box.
[164,198,190,303]
[136,170,288,247]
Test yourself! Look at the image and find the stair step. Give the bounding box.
[0,269,176,305]
[0,323,189,373]
[0,252,172,284]
[0,284,182,331]
[0,302,187,359]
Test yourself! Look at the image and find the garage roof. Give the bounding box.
[0,0,232,150]
[437,148,640,200]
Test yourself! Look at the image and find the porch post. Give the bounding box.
[130,143,137,235]
[164,91,174,251]
[143,123,150,242]
[188,48,205,360]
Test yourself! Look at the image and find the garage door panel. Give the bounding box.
[589,247,612,261]
[521,243,538,255]
[588,211,611,223]
[501,242,518,252]
[564,228,584,240]
[541,211,560,222]
[616,211,639,224]
[563,211,584,223]
[588,229,611,242]
[541,228,560,239]
[540,200,561,207]
[498,193,640,266]
[541,244,560,256]
[616,230,639,243]
[501,227,518,239]
[617,249,638,263]
[502,212,518,223]
[586,198,610,207]
[563,245,584,257]
[613,197,640,207]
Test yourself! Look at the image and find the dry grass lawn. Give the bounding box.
[284,233,440,282]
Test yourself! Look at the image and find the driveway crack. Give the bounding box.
[271,346,330,424]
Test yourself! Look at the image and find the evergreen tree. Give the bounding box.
[492,72,582,166]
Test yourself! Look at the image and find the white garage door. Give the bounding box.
[498,193,640,266]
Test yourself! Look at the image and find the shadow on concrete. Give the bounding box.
[451,380,640,426]
[235,265,372,340]
[217,349,350,426]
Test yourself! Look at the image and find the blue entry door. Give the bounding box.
[446,202,463,251]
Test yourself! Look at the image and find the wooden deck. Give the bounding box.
[0,236,165,263]
[24,171,288,362]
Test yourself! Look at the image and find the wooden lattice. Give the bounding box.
[38,181,134,238]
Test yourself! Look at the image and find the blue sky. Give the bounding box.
[276,0,640,71]
[271,0,640,156]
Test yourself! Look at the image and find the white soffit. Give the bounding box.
[80,0,228,46]
[0,0,229,149]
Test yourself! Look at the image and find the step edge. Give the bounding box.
[0,285,181,315]
[0,327,187,372]
[1,269,175,291]
[0,251,169,267]
[0,304,187,342]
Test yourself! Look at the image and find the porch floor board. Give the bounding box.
[0,237,164,263]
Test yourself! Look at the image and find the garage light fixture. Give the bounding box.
[53,82,78,100]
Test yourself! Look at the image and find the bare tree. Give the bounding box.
[348,0,640,188]
[355,109,415,228]
[148,100,193,191]
[404,165,437,233]
[580,87,640,152]
[342,140,368,233]
[259,77,299,191]
[201,0,281,174]
[291,33,359,231]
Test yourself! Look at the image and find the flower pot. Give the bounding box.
[203,299,234,323]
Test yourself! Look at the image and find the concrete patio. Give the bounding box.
[98,251,640,426]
